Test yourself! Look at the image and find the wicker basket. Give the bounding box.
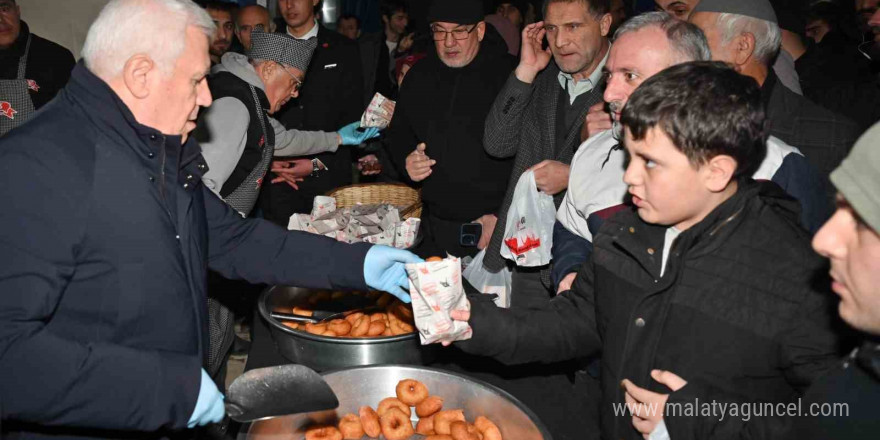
[326,183,422,219]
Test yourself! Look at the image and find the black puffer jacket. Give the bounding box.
[458,180,846,440]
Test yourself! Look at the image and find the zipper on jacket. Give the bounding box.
[156,136,174,225]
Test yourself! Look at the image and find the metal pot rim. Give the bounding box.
[258,286,418,345]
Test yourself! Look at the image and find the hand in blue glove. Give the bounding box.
[338,121,381,145]
[187,368,226,428]
[363,245,423,302]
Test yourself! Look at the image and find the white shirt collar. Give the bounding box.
[557,44,610,104]
[287,19,319,40]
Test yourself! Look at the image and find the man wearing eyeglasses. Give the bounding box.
[385,0,515,259]
[194,29,378,386]
[195,29,377,217]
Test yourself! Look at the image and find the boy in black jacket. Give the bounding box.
[441,61,846,440]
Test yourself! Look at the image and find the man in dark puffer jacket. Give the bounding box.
[443,62,847,440]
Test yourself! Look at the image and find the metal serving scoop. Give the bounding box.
[270,306,385,325]
[224,364,338,422]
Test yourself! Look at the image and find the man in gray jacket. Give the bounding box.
[195,29,377,218]
[194,29,378,382]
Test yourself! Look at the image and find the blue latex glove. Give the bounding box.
[338,121,380,145]
[363,245,423,302]
[187,368,226,428]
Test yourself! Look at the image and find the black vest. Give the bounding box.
[207,71,276,198]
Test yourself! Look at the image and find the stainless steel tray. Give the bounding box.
[246,365,552,440]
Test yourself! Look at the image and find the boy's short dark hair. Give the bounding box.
[201,1,237,14]
[380,0,408,18]
[620,61,767,179]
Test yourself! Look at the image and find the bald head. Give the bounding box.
[236,4,272,51]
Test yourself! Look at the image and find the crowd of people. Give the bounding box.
[1,0,880,439]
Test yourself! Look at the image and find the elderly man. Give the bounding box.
[793,122,880,438]
[385,0,514,258]
[481,0,612,304]
[553,12,831,293]
[259,0,364,225]
[688,0,860,179]
[204,1,236,65]
[195,29,378,381]
[649,0,803,95]
[235,4,273,52]
[0,1,419,438]
[0,0,74,136]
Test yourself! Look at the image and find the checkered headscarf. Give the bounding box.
[247,29,317,72]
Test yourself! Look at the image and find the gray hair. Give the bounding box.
[82,0,215,79]
[716,13,781,65]
[613,12,711,63]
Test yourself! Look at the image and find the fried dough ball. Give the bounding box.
[370,312,386,322]
[336,414,364,439]
[425,435,454,440]
[395,379,429,406]
[281,321,300,330]
[433,409,466,435]
[379,407,414,440]
[426,256,444,262]
[304,322,327,335]
[304,425,342,440]
[326,319,351,335]
[415,415,435,435]
[292,307,313,316]
[344,312,364,325]
[358,406,381,438]
[416,395,444,417]
[474,416,502,440]
[367,320,387,336]
[349,315,370,337]
[450,421,482,440]
[377,397,411,417]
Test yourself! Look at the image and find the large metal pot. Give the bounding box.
[258,286,435,371]
[247,365,552,440]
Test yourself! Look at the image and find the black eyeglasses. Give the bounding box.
[431,24,478,41]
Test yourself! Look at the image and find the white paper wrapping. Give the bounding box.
[406,257,472,344]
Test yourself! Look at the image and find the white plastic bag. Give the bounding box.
[500,170,555,267]
[463,249,512,308]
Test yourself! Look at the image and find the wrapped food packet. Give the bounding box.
[406,258,472,344]
[394,217,420,248]
[311,196,336,218]
[287,214,317,233]
[360,93,396,129]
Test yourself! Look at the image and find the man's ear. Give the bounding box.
[122,55,155,100]
[476,21,486,41]
[732,32,756,67]
[703,154,738,192]
[599,13,612,37]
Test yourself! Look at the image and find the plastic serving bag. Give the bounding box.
[462,249,512,308]
[500,170,555,267]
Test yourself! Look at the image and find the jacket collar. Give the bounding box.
[611,180,798,276]
[760,70,778,112]
[65,61,202,168]
[855,340,880,380]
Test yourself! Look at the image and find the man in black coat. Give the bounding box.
[385,0,515,258]
[0,0,75,136]
[792,122,880,438]
[0,2,419,439]
[259,0,364,225]
[440,62,845,440]
[688,0,861,180]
